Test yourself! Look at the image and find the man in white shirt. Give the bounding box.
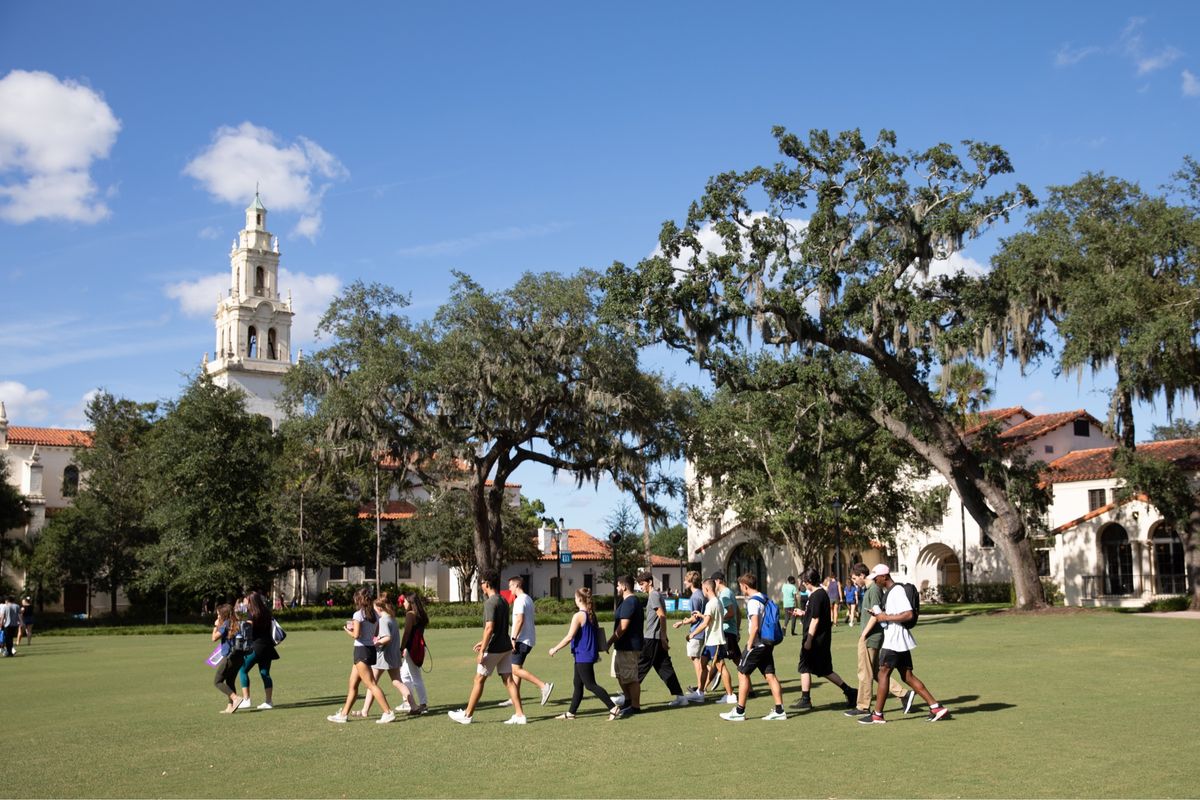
[858,564,950,724]
[1,597,20,657]
[719,573,786,722]
[503,576,553,707]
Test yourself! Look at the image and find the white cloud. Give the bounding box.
[0,70,121,224]
[198,225,221,240]
[165,268,341,344]
[1054,43,1100,67]
[1183,69,1200,97]
[924,251,987,281]
[1119,18,1182,76]
[62,388,102,426]
[0,381,51,423]
[654,214,809,276]
[183,122,348,241]
[397,222,569,258]
[1135,46,1182,75]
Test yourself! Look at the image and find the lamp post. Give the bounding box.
[556,517,566,600]
[608,530,623,612]
[677,545,685,598]
[960,501,969,603]
[831,498,844,588]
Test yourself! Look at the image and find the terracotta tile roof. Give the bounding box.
[534,528,682,567]
[357,500,418,521]
[376,453,520,488]
[5,426,92,448]
[1043,438,1200,484]
[1050,493,1150,534]
[962,406,1033,436]
[996,409,1102,446]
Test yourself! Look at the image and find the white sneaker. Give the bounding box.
[687,690,706,703]
[720,709,746,721]
[497,699,513,707]
[722,694,739,704]
[503,714,527,725]
[611,694,625,707]
[540,682,554,706]
[762,710,787,721]
[236,699,251,710]
[257,703,273,710]
[668,695,689,707]
[447,709,472,725]
[377,711,396,724]
[397,702,412,712]
[326,712,348,723]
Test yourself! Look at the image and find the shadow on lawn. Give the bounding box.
[273,695,347,710]
[918,615,968,625]
[946,701,1015,715]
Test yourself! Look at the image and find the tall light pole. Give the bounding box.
[608,530,622,612]
[556,516,566,600]
[960,501,969,603]
[831,498,844,588]
[677,545,685,598]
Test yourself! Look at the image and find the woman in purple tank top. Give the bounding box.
[548,588,617,720]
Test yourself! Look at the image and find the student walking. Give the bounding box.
[398,590,429,714]
[827,573,843,627]
[548,588,617,719]
[236,591,280,710]
[357,593,413,718]
[212,603,244,713]
[859,564,951,724]
[794,569,857,711]
[605,575,644,718]
[17,597,33,646]
[712,572,742,664]
[635,571,690,707]
[846,563,911,717]
[672,570,707,702]
[781,577,800,636]
[327,588,396,724]
[689,579,736,703]
[448,570,526,725]
[0,597,18,657]
[844,580,859,626]
[502,576,553,708]
[720,573,787,722]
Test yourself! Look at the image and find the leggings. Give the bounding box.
[214,656,238,697]
[400,653,427,705]
[570,661,614,715]
[238,651,273,689]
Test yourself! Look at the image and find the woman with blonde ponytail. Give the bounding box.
[548,588,617,720]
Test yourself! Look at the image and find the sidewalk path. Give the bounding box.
[1138,610,1200,620]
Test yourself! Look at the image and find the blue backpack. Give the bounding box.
[751,594,784,645]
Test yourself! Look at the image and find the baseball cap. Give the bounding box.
[867,564,891,579]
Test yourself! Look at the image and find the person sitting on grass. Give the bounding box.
[327,588,396,724]
[547,587,617,719]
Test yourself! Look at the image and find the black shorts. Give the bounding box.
[353,645,375,665]
[723,632,742,663]
[511,641,533,666]
[879,648,914,672]
[738,644,776,676]
[797,638,833,676]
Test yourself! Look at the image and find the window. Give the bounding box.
[1088,489,1108,511]
[255,266,264,295]
[329,565,345,581]
[1035,549,1051,577]
[1152,529,1186,594]
[981,530,995,548]
[396,561,412,579]
[661,573,671,593]
[247,326,258,358]
[1100,525,1134,595]
[726,543,765,592]
[1044,445,1054,454]
[62,465,80,497]
[1073,419,1090,437]
[267,328,277,360]
[364,563,377,580]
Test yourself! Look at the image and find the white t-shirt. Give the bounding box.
[745,595,766,648]
[881,585,917,652]
[702,597,724,647]
[352,609,377,648]
[510,593,536,646]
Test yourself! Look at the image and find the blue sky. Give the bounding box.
[2,2,1199,537]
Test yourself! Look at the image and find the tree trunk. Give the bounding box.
[470,464,502,578]
[641,476,652,569]
[1185,516,1200,611]
[110,584,119,620]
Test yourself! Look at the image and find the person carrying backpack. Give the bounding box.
[858,564,950,724]
[719,573,786,722]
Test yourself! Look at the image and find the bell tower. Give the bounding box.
[204,192,295,428]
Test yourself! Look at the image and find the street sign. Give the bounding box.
[560,553,573,564]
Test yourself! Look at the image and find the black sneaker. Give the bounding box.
[858,712,886,725]
[842,687,858,708]
[926,706,950,722]
[903,690,917,714]
[791,696,812,711]
[844,708,869,717]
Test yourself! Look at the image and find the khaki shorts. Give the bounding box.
[614,650,639,684]
[686,637,704,659]
[477,651,513,677]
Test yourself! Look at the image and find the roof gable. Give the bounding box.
[1044,438,1200,484]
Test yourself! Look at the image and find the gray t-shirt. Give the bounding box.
[1,602,17,627]
[374,611,401,670]
[644,589,664,640]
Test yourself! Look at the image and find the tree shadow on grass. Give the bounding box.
[945,701,1016,715]
[272,695,348,710]
[918,615,969,625]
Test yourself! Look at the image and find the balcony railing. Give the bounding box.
[1154,573,1188,595]
[1082,574,1141,600]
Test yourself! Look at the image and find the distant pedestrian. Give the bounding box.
[781,576,800,636]
[1,597,18,657]
[844,580,859,626]
[712,571,742,664]
[720,573,787,722]
[502,576,553,708]
[448,570,526,725]
[212,603,244,714]
[236,591,280,711]
[356,593,413,718]
[605,575,644,718]
[690,578,735,703]
[635,571,690,708]
[548,588,617,719]
[826,573,843,627]
[327,587,396,724]
[846,563,910,718]
[398,591,430,715]
[859,564,950,724]
[794,569,857,712]
[671,570,707,701]
[17,597,33,646]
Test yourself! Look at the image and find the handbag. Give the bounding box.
[271,619,287,645]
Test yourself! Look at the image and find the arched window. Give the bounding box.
[62,465,80,497]
[267,328,277,360]
[726,542,766,593]
[1152,527,1186,594]
[255,266,265,296]
[247,326,258,358]
[1100,524,1133,596]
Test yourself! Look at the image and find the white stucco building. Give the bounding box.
[687,406,1195,608]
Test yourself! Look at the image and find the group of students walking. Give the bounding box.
[210,590,279,713]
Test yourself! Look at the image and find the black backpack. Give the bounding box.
[887,583,920,629]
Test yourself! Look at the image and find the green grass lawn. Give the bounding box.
[6,611,1195,798]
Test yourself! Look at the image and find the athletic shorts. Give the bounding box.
[797,639,833,676]
[702,644,727,662]
[477,650,514,677]
[723,632,742,662]
[353,645,375,665]
[879,648,914,672]
[613,650,639,684]
[511,641,533,666]
[738,644,776,676]
[686,637,703,659]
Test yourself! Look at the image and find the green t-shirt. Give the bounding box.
[861,582,886,649]
[483,594,512,654]
[718,586,739,636]
[781,583,799,609]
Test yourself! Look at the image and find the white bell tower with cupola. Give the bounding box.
[204,192,295,428]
